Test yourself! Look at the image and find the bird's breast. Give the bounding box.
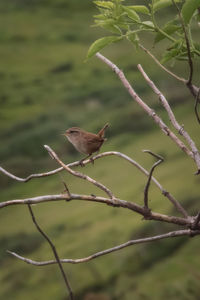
[66,135,88,154]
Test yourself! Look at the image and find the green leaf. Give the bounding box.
[123,6,141,22]
[194,42,200,52]
[97,20,122,34]
[87,36,122,59]
[154,20,181,43]
[161,48,179,64]
[140,21,155,29]
[94,1,114,9]
[181,0,200,24]
[126,5,150,15]
[94,14,107,20]
[127,32,139,49]
[153,0,181,12]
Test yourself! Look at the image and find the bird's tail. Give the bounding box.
[97,123,109,139]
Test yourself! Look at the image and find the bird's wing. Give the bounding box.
[87,136,103,144]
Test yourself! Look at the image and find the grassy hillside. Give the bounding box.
[0,0,200,299]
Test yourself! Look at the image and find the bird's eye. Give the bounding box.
[70,130,78,134]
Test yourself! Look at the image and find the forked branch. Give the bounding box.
[0,193,191,226]
[137,64,200,172]
[95,52,194,161]
[44,145,115,201]
[0,149,188,217]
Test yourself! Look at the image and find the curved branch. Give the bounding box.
[27,204,73,299]
[0,151,161,183]
[7,229,200,266]
[0,150,188,217]
[143,150,164,211]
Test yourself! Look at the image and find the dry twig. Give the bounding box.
[44,145,115,201]
[7,229,200,266]
[137,64,200,172]
[0,192,193,227]
[0,150,188,217]
[27,204,74,300]
[95,52,194,162]
[143,150,164,212]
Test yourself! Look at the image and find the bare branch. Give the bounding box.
[143,150,164,212]
[44,145,115,201]
[0,150,188,217]
[0,151,188,218]
[96,52,195,162]
[0,151,163,185]
[194,88,200,125]
[7,229,200,266]
[0,165,63,182]
[137,64,200,173]
[27,204,74,300]
[0,193,192,227]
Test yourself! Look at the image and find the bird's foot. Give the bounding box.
[90,157,94,165]
[78,160,85,167]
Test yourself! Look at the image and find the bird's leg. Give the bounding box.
[89,156,94,165]
[79,154,91,167]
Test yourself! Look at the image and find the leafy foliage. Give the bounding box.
[88,0,200,63]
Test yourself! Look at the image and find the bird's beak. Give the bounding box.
[60,133,66,136]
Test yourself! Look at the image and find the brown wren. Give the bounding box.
[63,123,109,166]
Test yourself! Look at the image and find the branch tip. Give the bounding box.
[143,149,164,162]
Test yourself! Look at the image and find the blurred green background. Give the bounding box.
[0,0,200,299]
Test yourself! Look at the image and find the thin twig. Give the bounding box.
[139,43,199,98]
[27,204,74,300]
[7,229,200,266]
[143,150,164,212]
[172,0,193,86]
[194,88,200,125]
[0,152,164,186]
[0,150,187,217]
[138,63,200,173]
[58,173,71,198]
[44,145,115,201]
[143,150,164,161]
[139,44,186,83]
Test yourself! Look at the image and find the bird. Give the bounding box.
[62,123,109,166]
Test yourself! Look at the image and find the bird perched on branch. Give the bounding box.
[62,123,109,166]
